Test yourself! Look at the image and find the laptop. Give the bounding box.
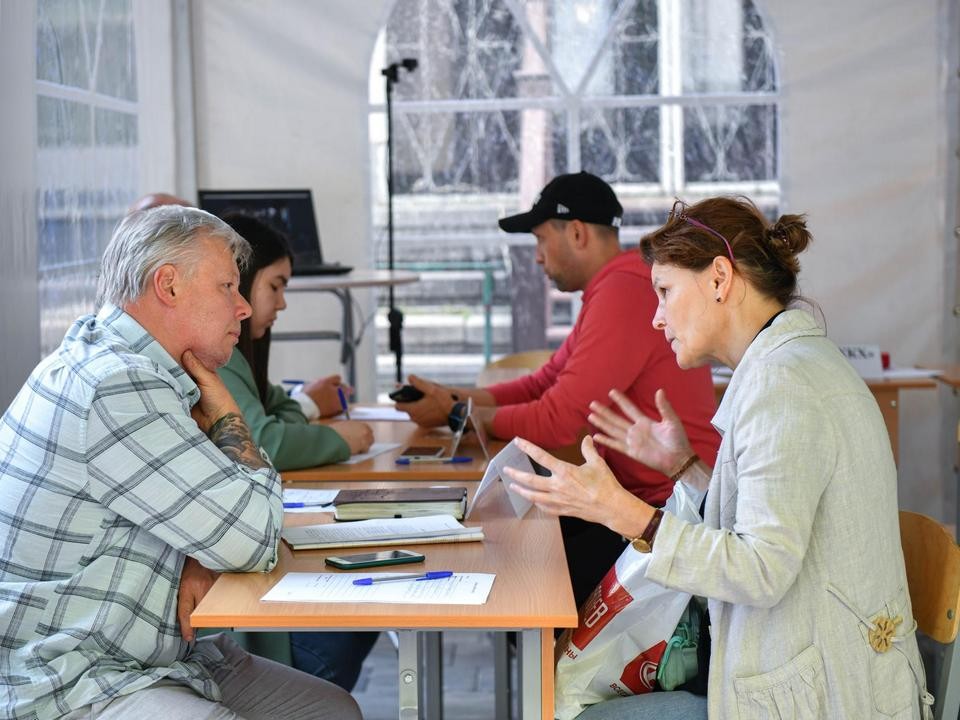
[197,189,352,276]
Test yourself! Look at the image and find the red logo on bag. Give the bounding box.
[617,640,667,694]
[570,567,634,650]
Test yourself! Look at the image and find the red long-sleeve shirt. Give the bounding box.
[488,251,719,505]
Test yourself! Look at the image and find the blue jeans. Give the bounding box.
[289,631,380,691]
[575,691,708,720]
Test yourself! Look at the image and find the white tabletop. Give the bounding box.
[286,269,419,292]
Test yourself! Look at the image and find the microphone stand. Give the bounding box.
[381,58,417,384]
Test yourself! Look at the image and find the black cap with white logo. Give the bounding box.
[498,171,623,233]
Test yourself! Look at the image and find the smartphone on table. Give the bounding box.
[398,445,445,460]
[325,549,426,570]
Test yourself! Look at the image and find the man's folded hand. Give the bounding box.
[177,556,220,643]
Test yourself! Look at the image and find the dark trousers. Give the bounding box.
[560,515,629,610]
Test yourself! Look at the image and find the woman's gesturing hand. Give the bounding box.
[588,388,693,476]
[504,435,635,530]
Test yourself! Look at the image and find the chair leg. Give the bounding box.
[936,639,960,720]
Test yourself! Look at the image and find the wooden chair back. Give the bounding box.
[900,510,960,644]
[477,350,553,389]
[900,510,960,720]
[486,350,553,370]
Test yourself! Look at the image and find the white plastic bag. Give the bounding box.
[554,481,706,720]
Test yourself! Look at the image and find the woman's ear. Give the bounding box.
[711,255,734,303]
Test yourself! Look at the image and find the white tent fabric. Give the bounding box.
[0,0,951,518]
[190,0,958,520]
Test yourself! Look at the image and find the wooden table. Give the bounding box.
[926,365,960,389]
[191,480,577,719]
[283,420,502,482]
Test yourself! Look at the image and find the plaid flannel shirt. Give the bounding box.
[0,305,282,719]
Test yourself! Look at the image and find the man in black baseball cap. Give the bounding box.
[497,171,623,234]
[497,171,624,293]
[395,170,721,608]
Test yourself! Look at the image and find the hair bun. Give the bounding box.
[768,213,811,256]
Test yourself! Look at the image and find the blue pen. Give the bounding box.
[283,502,332,509]
[353,571,453,586]
[337,386,351,419]
[395,456,472,465]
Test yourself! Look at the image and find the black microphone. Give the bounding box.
[381,58,418,83]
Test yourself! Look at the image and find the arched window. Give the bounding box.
[369,0,779,387]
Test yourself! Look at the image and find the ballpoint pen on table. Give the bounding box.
[283,502,334,509]
[353,571,453,586]
[394,456,472,465]
[337,386,351,420]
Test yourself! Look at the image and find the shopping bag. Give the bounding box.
[554,480,706,720]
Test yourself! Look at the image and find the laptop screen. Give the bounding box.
[197,189,323,269]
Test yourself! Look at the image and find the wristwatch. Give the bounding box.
[630,508,664,553]
[447,401,468,432]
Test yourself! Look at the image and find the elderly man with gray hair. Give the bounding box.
[0,206,361,719]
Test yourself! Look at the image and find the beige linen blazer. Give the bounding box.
[646,310,929,719]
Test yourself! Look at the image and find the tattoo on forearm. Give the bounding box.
[209,413,270,470]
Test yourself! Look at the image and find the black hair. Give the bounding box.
[221,213,294,404]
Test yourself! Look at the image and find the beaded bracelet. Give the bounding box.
[669,453,700,482]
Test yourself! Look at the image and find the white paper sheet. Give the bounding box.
[467,439,533,519]
[335,407,411,422]
[281,514,482,548]
[881,367,941,380]
[282,488,339,513]
[337,442,402,465]
[261,571,496,605]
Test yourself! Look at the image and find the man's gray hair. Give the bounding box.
[96,205,251,309]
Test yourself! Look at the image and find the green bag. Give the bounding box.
[656,598,702,691]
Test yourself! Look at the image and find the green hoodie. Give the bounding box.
[218,349,350,470]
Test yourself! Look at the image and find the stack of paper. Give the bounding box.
[332,487,468,520]
[281,514,483,550]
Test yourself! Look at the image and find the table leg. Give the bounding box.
[398,630,420,720]
[494,632,512,720]
[518,629,543,720]
[420,631,443,719]
[337,288,357,390]
[871,386,900,464]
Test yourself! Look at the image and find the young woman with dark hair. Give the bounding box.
[218,213,372,468]
[217,213,377,690]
